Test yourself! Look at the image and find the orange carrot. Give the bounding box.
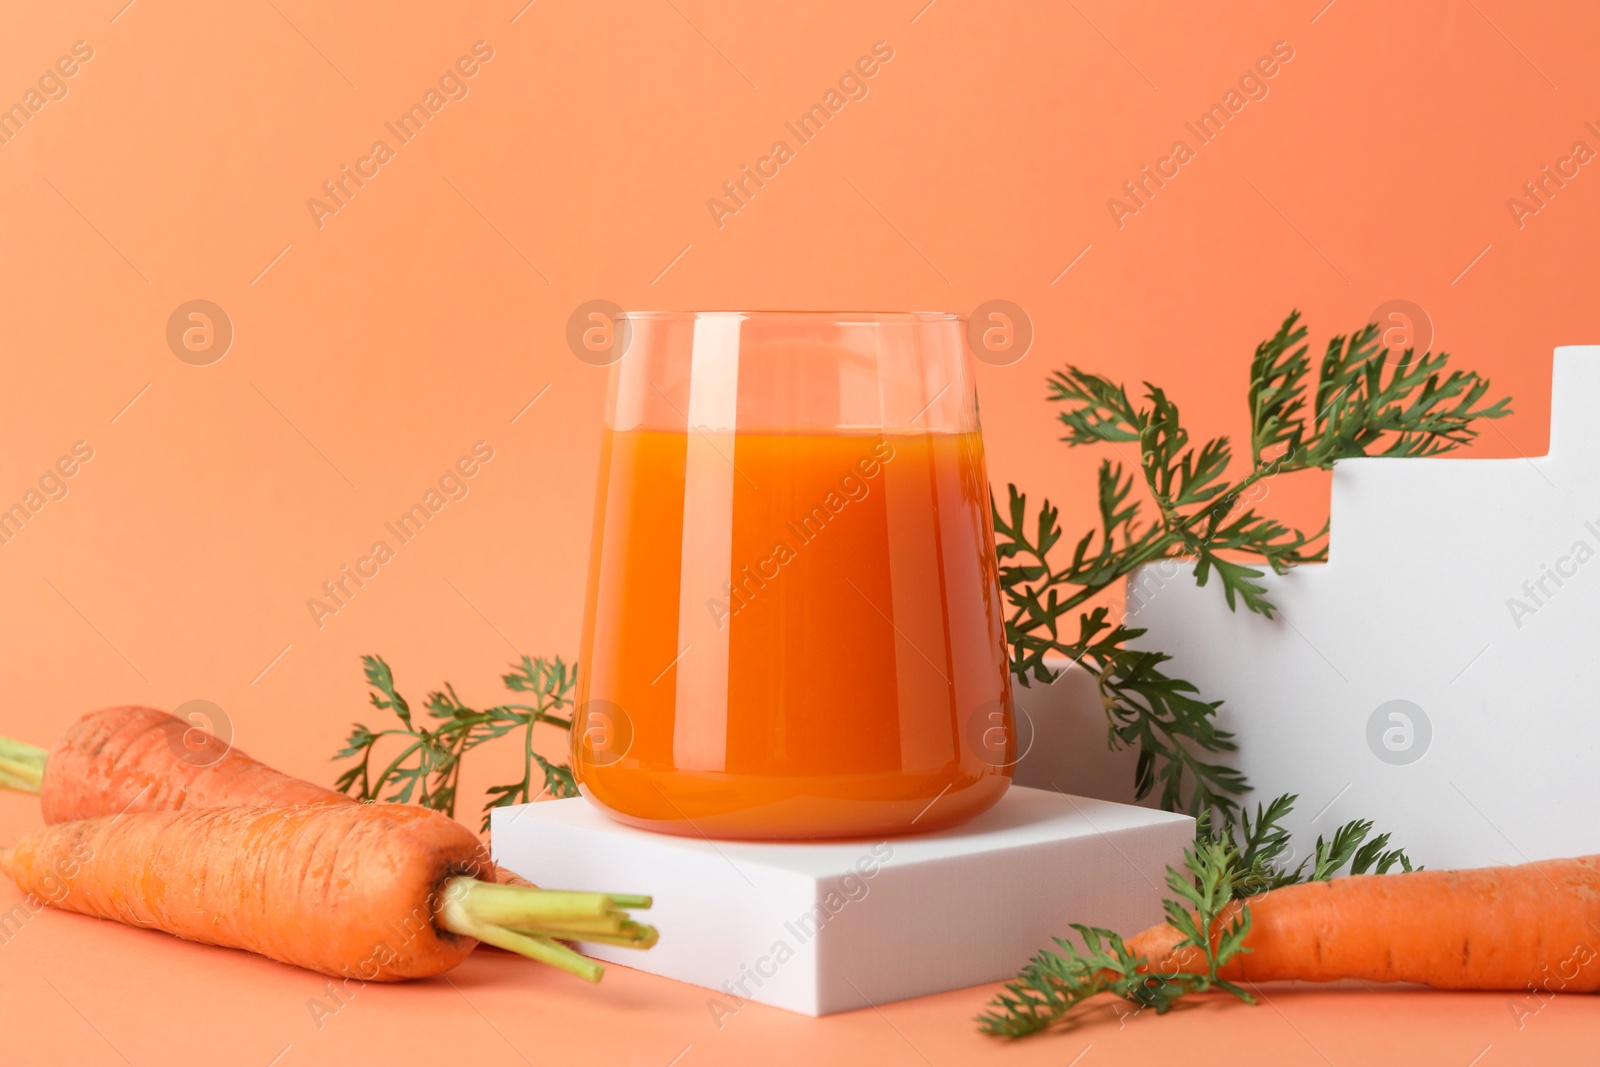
[0,802,653,981]
[0,708,544,889]
[29,706,347,822]
[1,708,656,976]
[1127,855,1600,990]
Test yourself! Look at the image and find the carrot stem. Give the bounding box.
[580,930,659,951]
[0,767,36,794]
[437,877,659,979]
[438,889,605,982]
[0,737,45,794]
[0,737,47,762]
[445,878,625,925]
[518,921,660,950]
[490,928,606,983]
[510,912,627,937]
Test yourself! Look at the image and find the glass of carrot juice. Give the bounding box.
[572,311,1015,840]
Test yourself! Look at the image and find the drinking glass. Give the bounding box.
[572,311,1014,839]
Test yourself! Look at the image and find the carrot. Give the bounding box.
[0,802,654,982]
[2,709,562,890]
[10,706,348,821]
[1,709,655,979]
[1126,855,1600,990]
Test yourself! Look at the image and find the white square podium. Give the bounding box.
[491,785,1192,1016]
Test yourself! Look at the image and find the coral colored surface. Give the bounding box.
[1,0,1597,1062]
[1,840,1593,1066]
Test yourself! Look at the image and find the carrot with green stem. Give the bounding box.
[0,707,656,980]
[2,705,537,891]
[1126,854,1600,990]
[981,845,1600,1038]
[0,802,654,982]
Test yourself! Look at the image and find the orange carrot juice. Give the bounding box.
[573,426,1014,839]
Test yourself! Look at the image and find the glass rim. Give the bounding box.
[616,310,960,323]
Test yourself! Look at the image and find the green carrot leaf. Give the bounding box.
[994,310,1511,821]
[338,655,578,828]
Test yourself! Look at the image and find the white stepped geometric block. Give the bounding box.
[1123,346,1600,870]
[491,786,1192,1016]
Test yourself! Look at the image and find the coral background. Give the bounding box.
[1,1,1595,1063]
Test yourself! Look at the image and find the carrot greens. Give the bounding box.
[994,311,1512,820]
[334,655,579,831]
[978,794,1416,1038]
[981,311,1496,1038]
